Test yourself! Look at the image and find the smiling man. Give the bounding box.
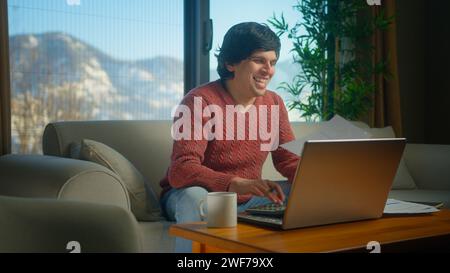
[159,22,300,252]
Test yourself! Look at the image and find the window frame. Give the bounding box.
[0,0,12,154]
[184,0,211,94]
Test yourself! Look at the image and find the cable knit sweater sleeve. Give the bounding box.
[270,94,301,183]
[167,92,236,192]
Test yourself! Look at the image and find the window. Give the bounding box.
[8,0,184,154]
[210,0,303,121]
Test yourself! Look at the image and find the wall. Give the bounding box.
[425,0,450,144]
[396,0,450,144]
[396,0,425,143]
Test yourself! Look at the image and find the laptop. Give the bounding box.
[238,138,406,229]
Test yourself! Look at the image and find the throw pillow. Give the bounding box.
[73,139,164,221]
[366,126,417,190]
[70,142,81,159]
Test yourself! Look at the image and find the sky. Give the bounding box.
[8,0,184,61]
[8,0,301,63]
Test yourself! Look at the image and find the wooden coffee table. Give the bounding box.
[169,209,450,252]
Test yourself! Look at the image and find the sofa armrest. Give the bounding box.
[404,144,450,190]
[0,195,142,253]
[0,154,130,210]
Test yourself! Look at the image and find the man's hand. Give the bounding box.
[228,177,285,204]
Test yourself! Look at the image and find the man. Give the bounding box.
[159,22,300,252]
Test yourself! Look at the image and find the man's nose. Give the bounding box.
[262,62,274,74]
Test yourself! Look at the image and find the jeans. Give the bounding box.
[160,181,291,253]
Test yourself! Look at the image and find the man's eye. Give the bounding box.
[253,58,265,64]
[250,57,277,66]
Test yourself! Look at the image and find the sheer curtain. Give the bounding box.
[369,0,403,137]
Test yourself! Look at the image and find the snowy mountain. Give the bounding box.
[9,32,184,120]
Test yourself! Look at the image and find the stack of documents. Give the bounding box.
[384,199,440,214]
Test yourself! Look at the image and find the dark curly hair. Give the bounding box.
[215,22,281,80]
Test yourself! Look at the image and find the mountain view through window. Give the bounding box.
[8,0,184,154]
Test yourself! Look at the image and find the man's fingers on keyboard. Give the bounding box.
[266,193,279,204]
[268,196,279,204]
[267,182,285,202]
[267,192,282,204]
[277,189,285,202]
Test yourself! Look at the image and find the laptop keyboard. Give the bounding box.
[238,214,283,226]
[245,203,286,217]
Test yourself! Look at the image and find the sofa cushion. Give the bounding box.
[367,126,417,190]
[403,144,450,190]
[73,139,163,221]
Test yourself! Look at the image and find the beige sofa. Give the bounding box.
[1,120,449,252]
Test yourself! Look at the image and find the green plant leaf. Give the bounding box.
[267,0,391,121]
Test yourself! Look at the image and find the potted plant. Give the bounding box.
[269,0,393,121]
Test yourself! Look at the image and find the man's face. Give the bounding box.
[226,50,277,98]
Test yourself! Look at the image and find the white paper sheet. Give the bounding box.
[383,199,440,214]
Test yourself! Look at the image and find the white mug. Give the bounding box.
[199,192,237,228]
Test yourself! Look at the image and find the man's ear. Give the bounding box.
[225,63,235,72]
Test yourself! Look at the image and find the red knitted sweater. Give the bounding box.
[159,80,300,203]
